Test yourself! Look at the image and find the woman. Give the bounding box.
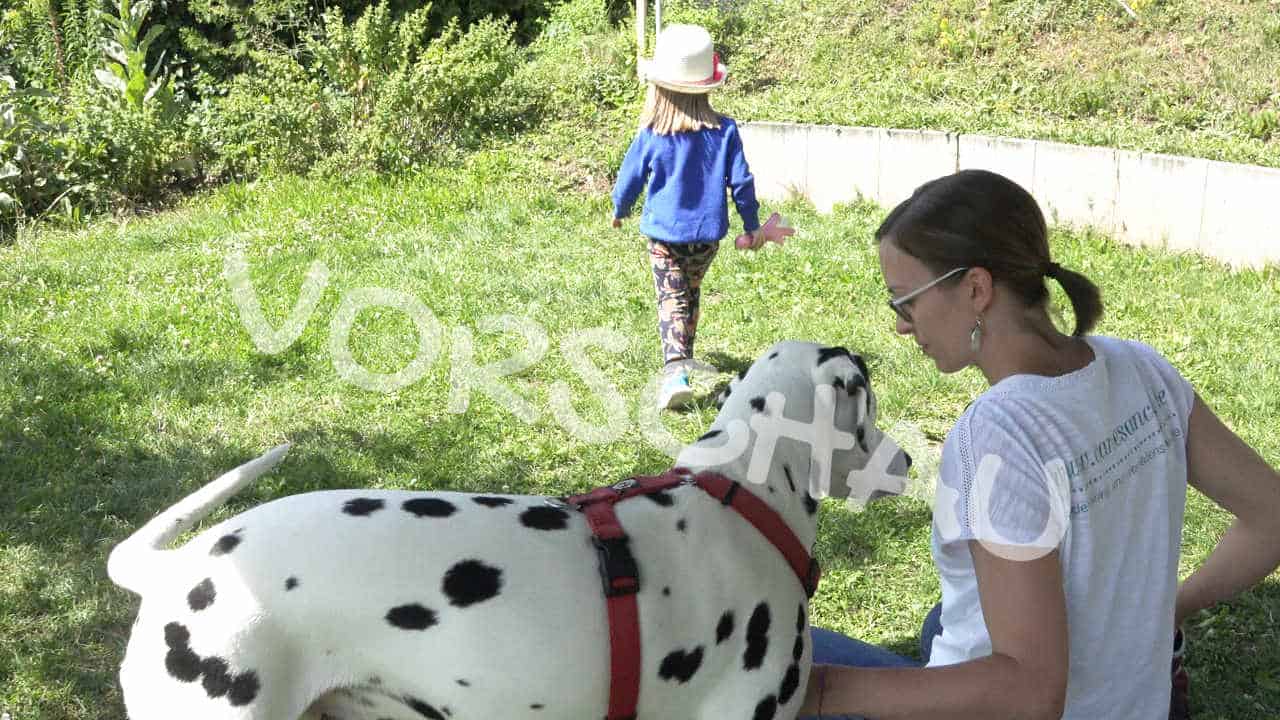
[801,169,1280,719]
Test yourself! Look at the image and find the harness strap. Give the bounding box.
[692,472,822,598]
[580,500,641,720]
[564,468,818,720]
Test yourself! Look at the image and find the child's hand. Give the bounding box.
[611,217,622,229]
[735,213,794,250]
[735,230,765,250]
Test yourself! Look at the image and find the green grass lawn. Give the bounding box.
[2,151,1278,718]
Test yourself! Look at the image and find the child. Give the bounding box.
[611,24,788,410]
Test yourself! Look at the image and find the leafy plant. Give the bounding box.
[1242,108,1279,141]
[94,0,174,111]
[0,72,78,237]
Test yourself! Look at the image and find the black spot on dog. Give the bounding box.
[803,493,818,515]
[698,429,723,442]
[768,485,776,493]
[530,704,544,710]
[848,373,867,393]
[201,657,232,697]
[456,679,469,687]
[753,694,778,720]
[796,605,805,633]
[816,346,852,367]
[779,664,801,704]
[405,697,445,720]
[162,623,259,705]
[662,586,671,596]
[163,622,202,682]
[403,498,457,518]
[520,506,570,531]
[793,636,803,661]
[769,352,779,360]
[645,491,674,507]
[744,603,771,670]
[473,496,512,508]
[227,670,260,706]
[677,518,687,532]
[716,611,734,644]
[343,498,385,517]
[164,622,190,648]
[832,377,845,390]
[386,604,438,630]
[783,465,796,492]
[750,396,766,412]
[210,532,241,556]
[285,576,299,591]
[658,646,704,683]
[442,559,503,608]
[188,578,216,611]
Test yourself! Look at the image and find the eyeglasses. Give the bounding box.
[887,267,969,323]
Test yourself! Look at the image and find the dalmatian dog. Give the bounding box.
[108,340,910,720]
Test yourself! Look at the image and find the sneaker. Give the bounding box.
[657,369,694,410]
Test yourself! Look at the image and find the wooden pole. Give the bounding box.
[636,0,646,80]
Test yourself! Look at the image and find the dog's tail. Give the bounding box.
[107,444,291,595]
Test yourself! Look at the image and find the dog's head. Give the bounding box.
[702,341,910,504]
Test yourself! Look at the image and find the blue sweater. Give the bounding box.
[611,117,760,244]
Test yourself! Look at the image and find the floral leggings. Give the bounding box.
[648,239,719,364]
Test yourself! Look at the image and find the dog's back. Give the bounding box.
[119,483,811,720]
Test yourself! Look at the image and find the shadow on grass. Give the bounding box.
[703,350,753,378]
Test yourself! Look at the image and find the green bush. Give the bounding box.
[197,2,527,178]
[60,86,195,205]
[318,11,527,173]
[196,51,336,178]
[512,0,639,120]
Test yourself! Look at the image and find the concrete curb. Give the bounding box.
[740,121,1280,270]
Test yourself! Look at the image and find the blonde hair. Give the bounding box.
[639,85,722,135]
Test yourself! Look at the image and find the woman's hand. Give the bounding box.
[799,665,825,716]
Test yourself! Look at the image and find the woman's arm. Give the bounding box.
[1175,393,1280,627]
[802,546,1068,720]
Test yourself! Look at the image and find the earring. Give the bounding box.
[970,316,983,354]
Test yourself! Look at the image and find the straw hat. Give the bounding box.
[642,24,727,94]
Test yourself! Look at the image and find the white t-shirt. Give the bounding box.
[925,336,1195,720]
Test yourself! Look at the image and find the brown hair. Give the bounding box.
[874,169,1103,336]
[639,85,722,135]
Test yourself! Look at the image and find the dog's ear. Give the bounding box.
[851,353,869,383]
[714,367,748,409]
[816,345,854,367]
[714,384,732,409]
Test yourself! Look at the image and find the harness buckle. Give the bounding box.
[611,478,638,493]
[593,535,640,597]
[544,497,575,511]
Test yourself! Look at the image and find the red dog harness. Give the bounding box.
[561,467,821,720]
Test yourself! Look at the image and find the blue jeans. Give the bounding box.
[801,602,943,719]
